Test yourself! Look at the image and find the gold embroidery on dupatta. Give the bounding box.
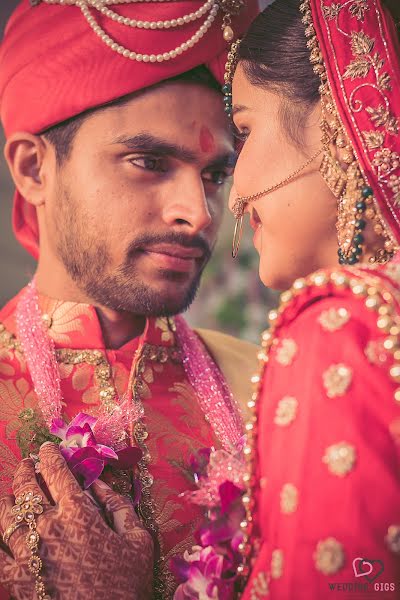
[320,0,400,215]
[280,483,299,514]
[314,537,345,575]
[275,339,298,366]
[318,307,350,332]
[323,441,357,476]
[271,549,284,579]
[386,525,400,554]
[250,571,270,599]
[323,363,353,397]
[274,396,298,427]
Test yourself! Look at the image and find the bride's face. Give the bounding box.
[230,64,339,290]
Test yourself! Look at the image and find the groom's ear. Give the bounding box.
[4,132,50,208]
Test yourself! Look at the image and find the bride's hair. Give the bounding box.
[238,0,399,148]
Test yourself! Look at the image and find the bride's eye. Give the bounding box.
[232,124,250,143]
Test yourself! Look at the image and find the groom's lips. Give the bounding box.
[140,244,205,273]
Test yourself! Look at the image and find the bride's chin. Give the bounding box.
[258,259,294,291]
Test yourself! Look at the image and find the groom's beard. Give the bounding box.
[54,188,213,316]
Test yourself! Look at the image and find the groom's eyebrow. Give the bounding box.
[110,132,198,163]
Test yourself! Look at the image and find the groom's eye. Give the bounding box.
[202,169,233,185]
[128,156,168,172]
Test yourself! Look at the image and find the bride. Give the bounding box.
[228,0,400,597]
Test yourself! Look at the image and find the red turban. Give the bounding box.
[0,0,259,259]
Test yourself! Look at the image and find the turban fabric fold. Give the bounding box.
[0,0,259,258]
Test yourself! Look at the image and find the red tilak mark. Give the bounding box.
[199,126,215,153]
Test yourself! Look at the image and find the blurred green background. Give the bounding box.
[0,1,278,343]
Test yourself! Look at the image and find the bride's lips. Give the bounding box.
[140,244,205,273]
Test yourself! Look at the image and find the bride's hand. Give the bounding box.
[0,443,153,600]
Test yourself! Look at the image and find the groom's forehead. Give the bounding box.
[75,85,234,158]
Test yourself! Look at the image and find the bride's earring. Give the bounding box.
[320,152,368,265]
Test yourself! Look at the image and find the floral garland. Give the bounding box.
[171,442,247,599]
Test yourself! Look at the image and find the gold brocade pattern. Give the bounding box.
[39,299,93,345]
[0,440,19,497]
[0,303,219,600]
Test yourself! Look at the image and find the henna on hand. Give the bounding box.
[0,443,154,600]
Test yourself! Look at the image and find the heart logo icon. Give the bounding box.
[352,558,384,583]
[353,558,373,578]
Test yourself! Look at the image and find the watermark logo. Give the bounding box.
[328,557,396,594]
[352,557,384,583]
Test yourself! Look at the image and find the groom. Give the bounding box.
[0,0,258,598]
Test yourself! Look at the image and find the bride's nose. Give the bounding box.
[228,183,238,214]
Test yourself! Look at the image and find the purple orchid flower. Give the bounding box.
[172,546,234,600]
[199,482,245,551]
[51,413,119,489]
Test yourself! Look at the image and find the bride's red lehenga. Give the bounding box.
[241,1,400,598]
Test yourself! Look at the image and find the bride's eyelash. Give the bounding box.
[231,124,249,142]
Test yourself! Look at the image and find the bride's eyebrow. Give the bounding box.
[232,104,248,116]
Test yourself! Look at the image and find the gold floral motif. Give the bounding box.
[155,317,175,344]
[362,130,385,150]
[274,396,298,427]
[317,0,400,251]
[271,549,284,579]
[57,349,118,413]
[275,338,298,366]
[323,441,357,477]
[250,571,270,599]
[367,107,399,135]
[0,323,23,358]
[314,537,345,575]
[280,483,299,514]
[318,307,350,332]
[388,175,400,205]
[323,363,353,398]
[365,339,389,365]
[323,1,369,22]
[39,299,93,346]
[0,377,37,439]
[385,525,400,554]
